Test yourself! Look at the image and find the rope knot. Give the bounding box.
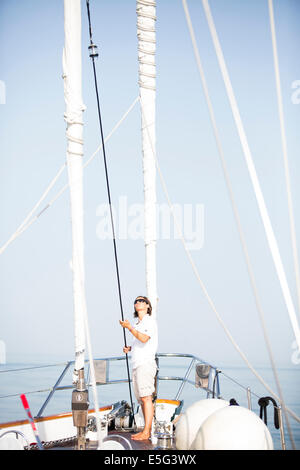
[258,396,280,429]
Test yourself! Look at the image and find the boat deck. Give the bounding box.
[49,430,173,451]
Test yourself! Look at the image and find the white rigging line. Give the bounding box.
[0,163,67,256]
[74,234,103,448]
[268,0,300,320]
[201,0,300,355]
[182,0,295,448]
[139,97,300,426]
[0,97,139,257]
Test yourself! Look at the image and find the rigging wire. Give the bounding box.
[85,0,136,426]
[202,0,300,442]
[0,97,138,257]
[201,0,300,356]
[74,234,103,448]
[268,0,300,321]
[182,0,295,449]
[0,163,66,256]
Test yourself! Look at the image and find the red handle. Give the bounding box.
[20,394,29,410]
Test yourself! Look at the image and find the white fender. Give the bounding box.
[191,405,274,450]
[175,399,229,450]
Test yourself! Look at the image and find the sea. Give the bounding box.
[0,353,299,451]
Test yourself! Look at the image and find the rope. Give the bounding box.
[139,98,300,427]
[268,0,300,319]
[0,163,66,256]
[73,236,103,448]
[85,0,136,427]
[182,0,295,448]
[258,396,280,429]
[0,362,69,374]
[0,97,139,257]
[201,0,300,356]
[0,389,53,399]
[219,371,261,400]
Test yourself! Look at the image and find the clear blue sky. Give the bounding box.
[0,0,300,372]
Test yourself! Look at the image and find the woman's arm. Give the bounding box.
[119,319,150,344]
[129,326,150,344]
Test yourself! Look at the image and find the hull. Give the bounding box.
[0,406,112,449]
[0,399,181,450]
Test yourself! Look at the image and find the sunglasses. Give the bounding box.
[134,298,148,304]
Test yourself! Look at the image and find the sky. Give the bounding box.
[0,0,300,377]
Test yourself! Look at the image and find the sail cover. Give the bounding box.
[137,0,158,318]
[63,0,86,373]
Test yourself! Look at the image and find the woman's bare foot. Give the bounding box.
[131,431,150,441]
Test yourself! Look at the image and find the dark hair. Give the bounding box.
[133,296,152,317]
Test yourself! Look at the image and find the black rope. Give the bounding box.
[258,396,280,429]
[85,0,136,427]
[229,398,239,406]
[212,369,220,398]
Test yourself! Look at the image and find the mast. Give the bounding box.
[64,0,92,450]
[137,0,158,318]
[63,0,86,381]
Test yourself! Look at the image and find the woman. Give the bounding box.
[119,296,158,441]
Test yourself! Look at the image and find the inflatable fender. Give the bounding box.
[191,405,274,450]
[175,398,229,450]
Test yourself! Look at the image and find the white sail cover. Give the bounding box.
[63,0,86,372]
[137,0,158,318]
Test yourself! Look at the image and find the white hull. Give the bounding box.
[0,406,112,449]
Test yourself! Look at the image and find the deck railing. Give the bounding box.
[0,352,287,449]
[0,353,221,418]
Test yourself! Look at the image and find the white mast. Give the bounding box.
[63,0,86,374]
[137,0,158,318]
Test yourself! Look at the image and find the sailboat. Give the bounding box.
[0,0,299,451]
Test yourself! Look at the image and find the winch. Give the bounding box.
[153,421,174,450]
